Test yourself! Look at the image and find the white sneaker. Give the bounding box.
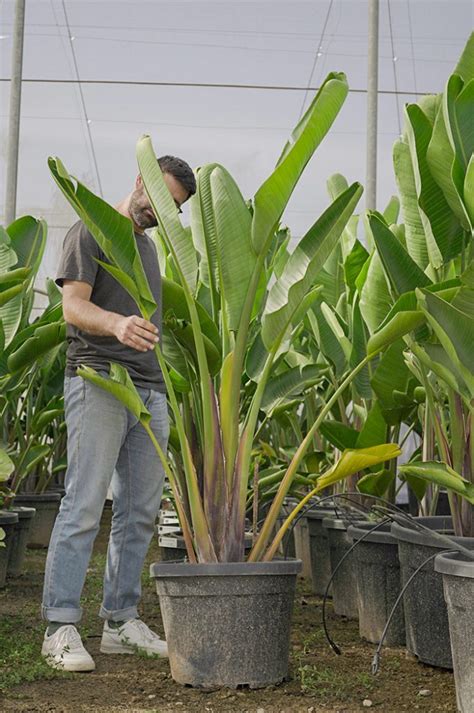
[41,625,95,672]
[100,619,168,658]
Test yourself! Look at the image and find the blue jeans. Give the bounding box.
[42,375,168,623]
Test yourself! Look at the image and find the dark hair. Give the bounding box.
[158,155,196,198]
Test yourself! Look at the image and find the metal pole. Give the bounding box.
[4,0,26,226]
[366,0,379,211]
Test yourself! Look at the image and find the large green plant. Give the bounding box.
[0,218,67,498]
[49,73,402,563]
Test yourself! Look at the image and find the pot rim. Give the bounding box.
[391,517,474,548]
[322,517,350,531]
[0,510,19,524]
[9,506,36,518]
[435,551,474,579]
[347,520,395,544]
[150,558,302,579]
[13,492,61,502]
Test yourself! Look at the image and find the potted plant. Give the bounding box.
[1,217,66,551]
[48,70,405,689]
[349,34,474,669]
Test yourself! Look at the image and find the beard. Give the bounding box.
[129,189,158,230]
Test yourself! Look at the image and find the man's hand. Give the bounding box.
[113,315,159,352]
[62,281,159,351]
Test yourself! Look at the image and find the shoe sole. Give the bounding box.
[43,656,96,672]
[100,641,168,658]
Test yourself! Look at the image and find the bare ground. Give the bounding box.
[0,509,457,713]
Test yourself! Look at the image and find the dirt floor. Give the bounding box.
[0,508,457,713]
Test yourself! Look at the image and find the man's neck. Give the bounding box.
[115,194,144,235]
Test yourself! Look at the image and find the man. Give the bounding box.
[41,155,196,672]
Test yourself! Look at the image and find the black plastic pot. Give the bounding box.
[322,517,358,619]
[7,507,36,577]
[0,511,19,588]
[347,521,405,646]
[391,516,474,669]
[150,559,302,689]
[13,492,61,549]
[435,552,474,713]
[307,505,336,597]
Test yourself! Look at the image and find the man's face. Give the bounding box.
[129,173,190,231]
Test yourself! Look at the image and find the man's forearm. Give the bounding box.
[63,296,120,337]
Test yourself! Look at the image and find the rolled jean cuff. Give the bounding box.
[99,604,138,622]
[42,605,83,623]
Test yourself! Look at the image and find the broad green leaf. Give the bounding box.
[371,340,416,423]
[344,239,369,299]
[78,364,152,424]
[315,444,402,491]
[210,165,255,330]
[0,448,14,481]
[350,297,371,398]
[190,163,220,294]
[319,421,359,450]
[357,469,395,497]
[252,72,349,253]
[7,216,47,276]
[136,136,198,292]
[262,182,363,349]
[162,277,220,353]
[453,32,474,83]
[393,138,429,268]
[261,364,320,414]
[369,212,432,295]
[49,157,157,318]
[367,310,424,356]
[356,400,387,448]
[383,195,400,226]
[464,155,474,224]
[405,103,464,266]
[399,461,474,504]
[427,75,472,231]
[417,288,474,395]
[359,251,393,332]
[7,322,66,373]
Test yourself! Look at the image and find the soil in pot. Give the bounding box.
[348,521,405,646]
[0,511,19,588]
[392,515,474,669]
[323,517,358,619]
[13,492,61,549]
[435,551,474,713]
[150,559,301,689]
[7,507,36,577]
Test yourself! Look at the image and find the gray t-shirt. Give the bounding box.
[56,220,165,392]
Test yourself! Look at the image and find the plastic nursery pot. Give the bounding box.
[285,497,317,584]
[307,503,338,597]
[7,507,36,577]
[150,559,302,689]
[13,492,61,549]
[322,517,358,619]
[0,511,19,588]
[391,516,474,669]
[435,552,474,713]
[347,521,405,646]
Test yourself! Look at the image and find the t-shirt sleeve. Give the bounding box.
[56,222,100,288]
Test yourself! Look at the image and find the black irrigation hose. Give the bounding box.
[321,517,392,656]
[371,549,457,675]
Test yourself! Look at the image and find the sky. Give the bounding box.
[0,0,472,291]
